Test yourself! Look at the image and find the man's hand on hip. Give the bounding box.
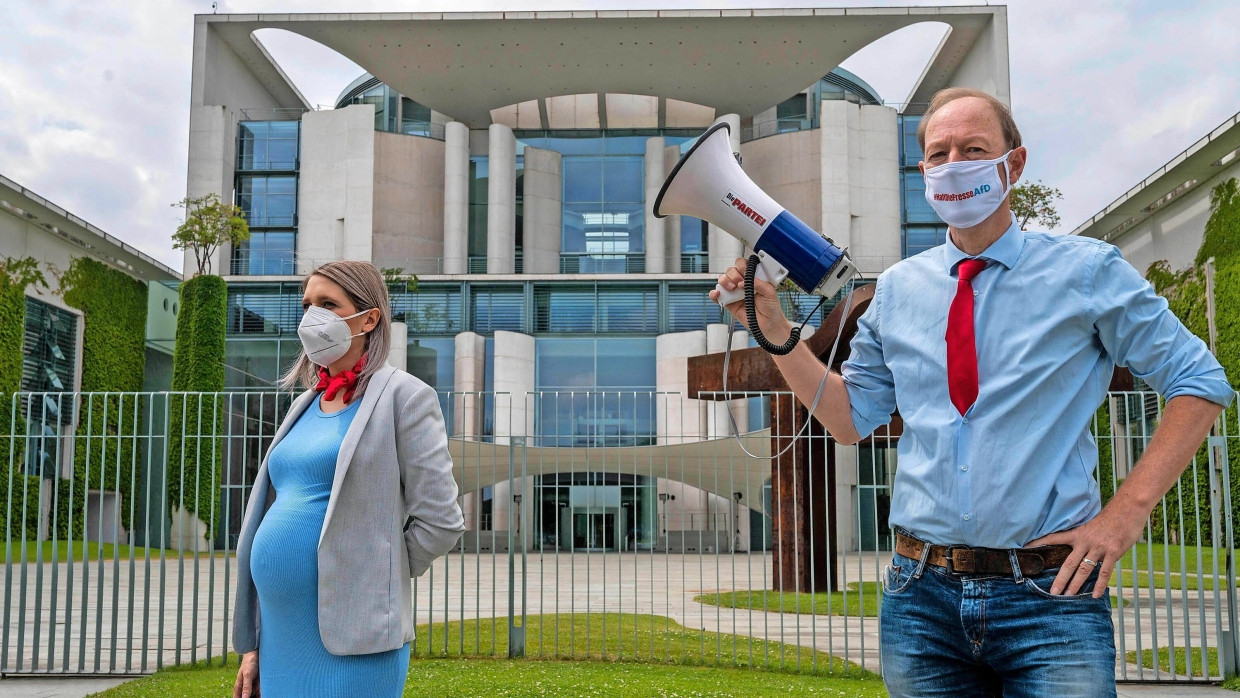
[1025,498,1147,598]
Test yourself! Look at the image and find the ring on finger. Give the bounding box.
[1081,558,1098,567]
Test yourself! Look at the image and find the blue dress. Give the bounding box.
[250,398,410,697]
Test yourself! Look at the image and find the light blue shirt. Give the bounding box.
[842,215,1233,548]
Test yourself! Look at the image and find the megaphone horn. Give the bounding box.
[654,123,855,310]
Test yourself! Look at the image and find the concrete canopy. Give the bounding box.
[196,7,1010,126]
[449,432,774,505]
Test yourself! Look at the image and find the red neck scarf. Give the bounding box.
[316,356,366,404]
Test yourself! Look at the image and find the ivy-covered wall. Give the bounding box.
[1136,177,1240,545]
[0,280,35,539]
[168,274,227,538]
[55,258,149,541]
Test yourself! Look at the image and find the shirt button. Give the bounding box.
[963,513,972,521]
[962,417,969,424]
[973,290,979,297]
[960,465,969,472]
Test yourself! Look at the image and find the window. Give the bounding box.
[231,230,295,275]
[667,284,721,332]
[901,171,939,225]
[237,175,297,228]
[899,115,924,167]
[237,121,299,171]
[903,226,949,259]
[561,155,645,272]
[534,338,657,446]
[471,286,525,333]
[401,97,433,137]
[468,157,488,273]
[534,284,658,334]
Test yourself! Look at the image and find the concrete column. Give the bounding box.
[820,100,855,259]
[835,444,859,552]
[387,321,408,371]
[443,121,470,274]
[521,146,562,273]
[644,137,667,273]
[453,332,486,438]
[298,105,375,268]
[486,123,517,274]
[708,113,744,274]
[663,144,683,273]
[852,105,902,275]
[493,330,535,443]
[655,330,706,444]
[185,104,238,275]
[705,324,748,437]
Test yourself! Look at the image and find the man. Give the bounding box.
[711,88,1233,697]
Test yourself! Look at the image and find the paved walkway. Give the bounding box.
[3,551,1236,691]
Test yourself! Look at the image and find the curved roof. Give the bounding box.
[195,8,1009,128]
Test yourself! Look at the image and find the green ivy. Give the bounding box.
[168,275,227,539]
[1140,177,1240,545]
[1,275,31,539]
[57,258,149,542]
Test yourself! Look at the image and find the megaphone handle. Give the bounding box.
[714,254,786,307]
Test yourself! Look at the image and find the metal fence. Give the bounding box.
[2,390,1236,682]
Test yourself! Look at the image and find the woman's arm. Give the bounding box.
[396,385,466,576]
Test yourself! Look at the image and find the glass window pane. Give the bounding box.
[595,338,655,387]
[902,171,939,224]
[563,158,602,202]
[536,338,595,388]
[602,158,643,202]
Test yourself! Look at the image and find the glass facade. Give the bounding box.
[898,115,949,258]
[233,121,300,275]
[534,337,657,447]
[532,472,656,551]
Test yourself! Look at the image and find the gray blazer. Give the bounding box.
[232,364,465,656]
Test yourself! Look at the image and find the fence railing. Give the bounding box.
[2,389,1236,681]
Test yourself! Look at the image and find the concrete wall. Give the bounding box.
[655,330,706,443]
[820,101,902,276]
[521,146,563,274]
[453,331,487,438]
[741,128,822,234]
[297,105,375,268]
[1108,159,1240,275]
[493,330,535,443]
[372,130,445,271]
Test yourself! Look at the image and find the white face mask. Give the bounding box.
[923,150,1013,229]
[297,305,368,367]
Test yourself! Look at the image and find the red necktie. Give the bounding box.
[946,258,988,415]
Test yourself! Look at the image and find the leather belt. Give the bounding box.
[895,531,1072,577]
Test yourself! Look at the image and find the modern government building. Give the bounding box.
[188,7,1012,553]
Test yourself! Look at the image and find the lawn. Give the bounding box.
[4,540,229,564]
[1113,543,1238,592]
[87,655,889,697]
[409,612,868,674]
[695,583,883,617]
[1125,645,1220,678]
[87,613,886,698]
[695,582,1126,617]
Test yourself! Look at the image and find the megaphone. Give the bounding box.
[654,122,855,316]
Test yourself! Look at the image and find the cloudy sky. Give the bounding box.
[2,0,1237,274]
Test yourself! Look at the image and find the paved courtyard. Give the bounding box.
[2,551,1235,688]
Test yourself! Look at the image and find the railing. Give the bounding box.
[2,390,1236,682]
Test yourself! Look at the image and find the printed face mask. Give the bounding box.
[923,150,1013,229]
[297,305,368,367]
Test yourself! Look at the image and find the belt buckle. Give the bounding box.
[944,546,973,575]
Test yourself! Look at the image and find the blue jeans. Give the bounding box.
[880,551,1116,698]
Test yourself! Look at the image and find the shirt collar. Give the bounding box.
[942,213,1025,274]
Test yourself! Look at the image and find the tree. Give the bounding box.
[1010,179,1063,231]
[171,194,250,277]
[1195,177,1240,267]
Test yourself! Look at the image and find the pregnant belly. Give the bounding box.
[249,497,326,609]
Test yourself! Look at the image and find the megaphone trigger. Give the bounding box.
[713,251,788,308]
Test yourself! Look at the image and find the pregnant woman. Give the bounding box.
[232,260,464,698]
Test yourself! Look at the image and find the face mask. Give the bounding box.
[298,305,369,367]
[923,150,1013,229]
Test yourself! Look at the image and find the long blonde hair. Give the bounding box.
[279,260,392,399]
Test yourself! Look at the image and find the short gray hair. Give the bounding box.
[279,260,392,399]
